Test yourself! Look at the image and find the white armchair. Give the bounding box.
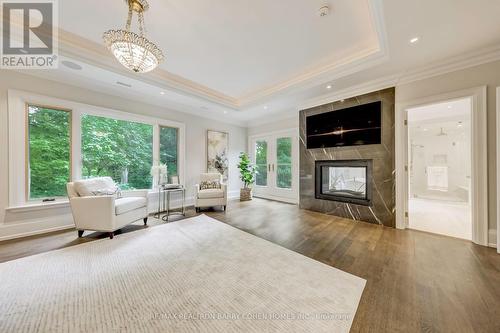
[67,177,149,239]
[194,173,227,212]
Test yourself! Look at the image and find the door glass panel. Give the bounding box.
[255,140,268,186]
[276,137,292,189]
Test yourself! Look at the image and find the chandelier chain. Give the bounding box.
[125,5,133,31]
[138,11,146,37]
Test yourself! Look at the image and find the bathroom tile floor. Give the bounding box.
[408,198,471,240]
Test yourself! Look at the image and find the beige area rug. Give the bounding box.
[0,215,365,332]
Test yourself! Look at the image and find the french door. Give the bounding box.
[249,130,298,203]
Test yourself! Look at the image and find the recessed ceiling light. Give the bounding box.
[457,122,463,127]
[326,85,332,89]
[223,111,228,114]
[340,99,345,103]
[447,105,452,109]
[61,60,83,70]
[423,128,428,131]
[410,37,420,44]
[263,105,268,110]
[160,91,165,95]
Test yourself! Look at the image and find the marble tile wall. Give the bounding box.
[299,88,395,227]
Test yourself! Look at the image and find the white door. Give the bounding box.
[250,130,298,203]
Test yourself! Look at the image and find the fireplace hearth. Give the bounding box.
[315,160,373,206]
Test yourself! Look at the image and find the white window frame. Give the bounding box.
[7,89,186,208]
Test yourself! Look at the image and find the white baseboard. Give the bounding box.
[488,228,497,249]
[253,194,298,204]
[0,214,74,242]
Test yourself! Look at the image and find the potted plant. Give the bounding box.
[237,152,257,201]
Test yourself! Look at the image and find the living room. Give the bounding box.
[1,0,499,332]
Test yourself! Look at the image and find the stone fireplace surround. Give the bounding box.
[299,88,395,227]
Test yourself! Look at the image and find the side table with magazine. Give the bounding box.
[154,184,186,222]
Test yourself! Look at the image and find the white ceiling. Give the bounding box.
[19,0,500,126]
[60,0,379,98]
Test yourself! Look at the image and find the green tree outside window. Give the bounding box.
[28,105,71,199]
[159,126,178,182]
[81,114,153,190]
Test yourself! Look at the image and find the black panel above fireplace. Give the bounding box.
[315,160,373,206]
[306,101,382,149]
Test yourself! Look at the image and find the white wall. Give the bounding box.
[0,70,247,240]
[247,116,298,136]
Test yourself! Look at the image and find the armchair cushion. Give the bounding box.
[197,189,225,199]
[115,197,147,215]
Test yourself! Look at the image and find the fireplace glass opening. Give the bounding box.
[315,160,373,206]
[322,166,366,199]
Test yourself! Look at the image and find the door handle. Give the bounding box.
[268,164,271,172]
[272,164,275,172]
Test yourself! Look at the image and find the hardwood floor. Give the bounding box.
[1,198,499,332]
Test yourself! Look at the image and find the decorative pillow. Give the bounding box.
[200,180,221,190]
[74,177,118,197]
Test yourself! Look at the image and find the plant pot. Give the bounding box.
[240,187,253,201]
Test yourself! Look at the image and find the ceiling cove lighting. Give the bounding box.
[103,0,164,73]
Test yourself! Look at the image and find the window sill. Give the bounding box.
[6,200,70,213]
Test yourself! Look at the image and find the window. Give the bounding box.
[10,91,185,207]
[27,105,71,200]
[81,114,153,190]
[255,140,268,186]
[159,126,178,182]
[276,137,292,189]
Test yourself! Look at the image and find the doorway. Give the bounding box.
[249,129,298,203]
[407,98,472,240]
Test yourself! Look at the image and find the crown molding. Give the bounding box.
[397,43,500,86]
[6,17,238,107]
[58,30,239,109]
[238,46,388,107]
[14,68,248,127]
[238,0,389,106]
[51,0,387,109]
[300,43,500,111]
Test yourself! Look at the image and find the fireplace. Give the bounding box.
[315,160,373,206]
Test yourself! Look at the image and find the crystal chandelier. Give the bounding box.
[103,0,164,73]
